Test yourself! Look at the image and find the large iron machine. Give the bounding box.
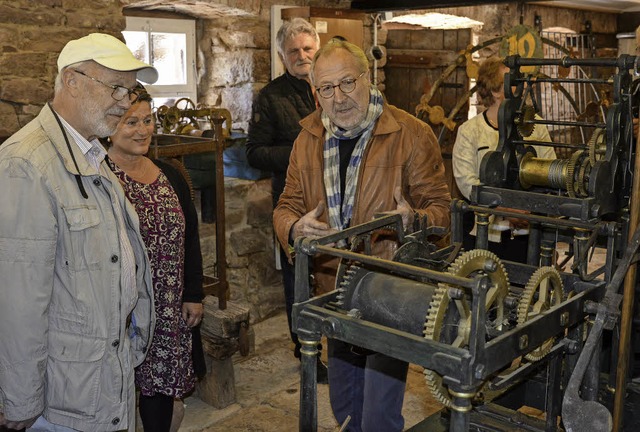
[292,54,640,432]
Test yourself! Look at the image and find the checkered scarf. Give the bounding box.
[322,86,384,233]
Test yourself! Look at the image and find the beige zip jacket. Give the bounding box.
[0,104,154,431]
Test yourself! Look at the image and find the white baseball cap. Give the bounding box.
[57,33,158,84]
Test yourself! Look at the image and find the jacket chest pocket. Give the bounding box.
[62,205,102,270]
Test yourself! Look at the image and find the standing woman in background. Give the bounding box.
[104,87,205,432]
[452,57,556,262]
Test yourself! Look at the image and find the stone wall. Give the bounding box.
[196,177,283,323]
[0,0,125,139]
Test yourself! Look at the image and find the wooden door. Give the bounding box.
[384,27,472,199]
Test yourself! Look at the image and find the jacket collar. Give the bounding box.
[284,70,313,93]
[299,102,401,139]
[37,103,99,176]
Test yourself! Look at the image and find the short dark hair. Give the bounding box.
[134,82,152,104]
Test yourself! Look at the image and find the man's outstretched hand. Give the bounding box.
[291,202,338,240]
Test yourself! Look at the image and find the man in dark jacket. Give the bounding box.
[245,17,327,382]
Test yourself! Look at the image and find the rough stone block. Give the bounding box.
[220,83,253,127]
[0,78,52,105]
[0,52,48,78]
[246,179,272,226]
[230,227,267,256]
[0,101,20,139]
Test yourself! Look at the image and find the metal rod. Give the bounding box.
[519,119,606,128]
[510,139,588,149]
[474,212,490,250]
[511,55,636,69]
[212,116,228,310]
[546,352,563,432]
[463,202,609,231]
[518,77,612,85]
[299,338,319,432]
[311,243,475,289]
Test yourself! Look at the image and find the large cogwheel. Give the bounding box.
[566,150,588,198]
[423,249,510,407]
[515,105,536,138]
[334,261,361,308]
[517,266,564,361]
[588,127,606,166]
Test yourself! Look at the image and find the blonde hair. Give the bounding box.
[310,39,369,86]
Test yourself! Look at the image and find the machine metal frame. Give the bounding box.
[292,55,639,432]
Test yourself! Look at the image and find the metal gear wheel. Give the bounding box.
[517,266,564,361]
[423,249,510,407]
[515,105,536,138]
[575,157,592,198]
[566,150,589,198]
[334,261,361,308]
[588,128,606,166]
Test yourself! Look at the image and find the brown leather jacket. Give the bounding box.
[273,103,451,294]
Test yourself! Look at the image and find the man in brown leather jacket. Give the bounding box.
[273,40,450,432]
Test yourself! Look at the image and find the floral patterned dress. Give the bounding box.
[110,161,195,398]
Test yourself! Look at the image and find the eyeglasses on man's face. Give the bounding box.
[72,69,139,102]
[316,71,366,99]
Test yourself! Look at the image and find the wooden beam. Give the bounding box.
[281,6,367,21]
[350,0,532,12]
[386,49,459,68]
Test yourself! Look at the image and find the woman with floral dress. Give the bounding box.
[105,88,205,432]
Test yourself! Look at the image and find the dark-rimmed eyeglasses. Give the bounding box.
[316,72,366,99]
[72,69,139,102]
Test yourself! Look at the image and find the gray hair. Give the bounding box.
[54,61,90,94]
[276,17,320,58]
[310,39,369,86]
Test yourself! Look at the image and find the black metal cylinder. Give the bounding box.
[347,272,437,336]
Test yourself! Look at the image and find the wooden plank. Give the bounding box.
[281,6,366,21]
[311,17,363,48]
[457,28,472,51]
[386,49,457,68]
[386,29,411,49]
[200,296,250,339]
[443,30,459,54]
[412,29,443,50]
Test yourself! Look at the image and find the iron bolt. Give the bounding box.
[519,334,529,350]
[474,364,485,379]
[448,288,465,300]
[483,259,497,273]
[322,317,341,337]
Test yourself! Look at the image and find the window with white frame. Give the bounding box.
[123,16,197,106]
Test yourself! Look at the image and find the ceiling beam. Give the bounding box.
[349,0,533,12]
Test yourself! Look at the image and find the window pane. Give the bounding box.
[122,31,149,64]
[151,32,187,85]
